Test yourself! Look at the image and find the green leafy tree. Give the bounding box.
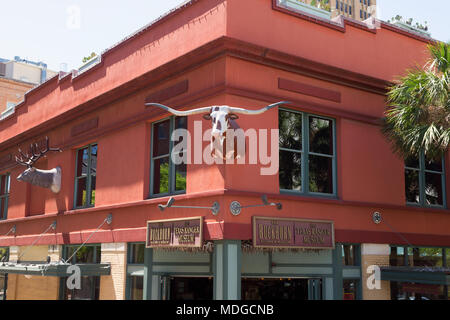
[382,42,450,160]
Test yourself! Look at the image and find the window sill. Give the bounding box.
[148,191,186,199]
[406,202,447,210]
[280,189,338,200]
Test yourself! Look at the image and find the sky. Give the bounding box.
[0,0,448,72]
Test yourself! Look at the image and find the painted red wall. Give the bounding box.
[0,0,447,247]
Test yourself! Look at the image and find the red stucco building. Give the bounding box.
[0,0,448,300]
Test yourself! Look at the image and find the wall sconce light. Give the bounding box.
[158,197,220,216]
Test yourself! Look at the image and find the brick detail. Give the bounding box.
[361,254,391,300]
[99,243,127,300]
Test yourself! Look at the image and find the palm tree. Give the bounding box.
[382,41,450,160]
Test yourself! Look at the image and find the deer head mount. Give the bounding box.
[15,137,62,193]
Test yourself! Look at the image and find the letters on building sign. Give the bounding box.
[146,217,203,248]
[252,216,335,249]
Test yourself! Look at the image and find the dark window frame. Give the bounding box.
[279,108,337,198]
[126,242,145,300]
[0,174,10,221]
[149,116,187,198]
[73,143,97,209]
[405,152,446,209]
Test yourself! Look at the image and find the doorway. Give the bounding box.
[241,277,322,300]
[162,276,213,300]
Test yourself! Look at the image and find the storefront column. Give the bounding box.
[361,244,391,300]
[100,243,127,300]
[143,247,154,300]
[213,240,241,300]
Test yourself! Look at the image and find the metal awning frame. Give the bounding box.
[0,262,111,277]
[380,267,450,285]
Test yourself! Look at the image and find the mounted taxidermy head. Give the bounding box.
[15,136,62,193]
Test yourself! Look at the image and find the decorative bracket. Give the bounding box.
[158,197,220,216]
[230,195,282,216]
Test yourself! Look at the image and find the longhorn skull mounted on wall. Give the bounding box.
[15,137,62,193]
[146,101,289,160]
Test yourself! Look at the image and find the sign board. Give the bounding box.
[253,216,335,249]
[146,217,203,248]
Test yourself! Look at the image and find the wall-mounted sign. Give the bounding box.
[146,217,203,248]
[252,216,335,249]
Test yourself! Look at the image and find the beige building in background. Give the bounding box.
[300,0,377,20]
[0,57,57,116]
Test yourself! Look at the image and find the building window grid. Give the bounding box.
[126,242,145,300]
[279,108,337,197]
[0,174,10,221]
[74,144,97,209]
[405,153,446,208]
[150,116,187,197]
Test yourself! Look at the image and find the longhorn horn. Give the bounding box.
[229,101,290,115]
[145,103,211,116]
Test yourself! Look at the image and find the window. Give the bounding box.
[345,4,348,13]
[364,11,367,19]
[343,279,359,300]
[341,244,360,266]
[74,144,97,208]
[336,1,339,9]
[407,247,444,267]
[360,9,362,18]
[405,153,446,207]
[340,2,343,11]
[368,0,371,6]
[126,243,145,300]
[279,109,336,196]
[61,244,101,300]
[0,174,10,220]
[150,117,187,196]
[349,6,352,15]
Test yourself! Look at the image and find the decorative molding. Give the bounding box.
[278,78,341,103]
[145,80,189,104]
[71,117,99,137]
[0,36,390,153]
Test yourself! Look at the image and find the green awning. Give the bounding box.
[380,266,450,285]
[0,262,110,277]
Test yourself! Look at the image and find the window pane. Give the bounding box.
[90,145,98,174]
[279,110,302,151]
[446,249,450,268]
[405,169,420,204]
[425,173,443,206]
[75,246,95,263]
[342,245,358,266]
[390,247,406,266]
[0,199,4,220]
[309,155,333,194]
[90,176,96,206]
[405,155,419,169]
[153,120,170,157]
[76,177,87,207]
[175,162,186,191]
[76,147,89,177]
[408,248,443,267]
[425,155,443,172]
[153,157,169,194]
[279,150,301,191]
[175,116,187,130]
[0,176,5,195]
[343,280,358,300]
[129,244,145,264]
[6,175,9,194]
[64,276,100,300]
[130,276,144,300]
[309,117,333,155]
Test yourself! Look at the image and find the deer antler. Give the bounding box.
[15,137,62,168]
